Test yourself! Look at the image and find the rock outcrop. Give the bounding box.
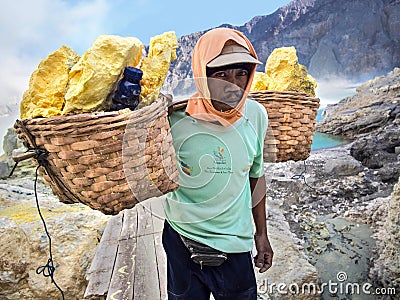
[369,178,400,294]
[316,68,400,184]
[316,68,400,138]
[0,128,27,179]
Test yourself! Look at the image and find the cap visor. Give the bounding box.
[207,53,262,68]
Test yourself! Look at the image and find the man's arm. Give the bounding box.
[250,175,273,273]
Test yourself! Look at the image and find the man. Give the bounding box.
[163,28,273,300]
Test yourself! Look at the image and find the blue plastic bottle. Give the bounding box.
[110,66,143,111]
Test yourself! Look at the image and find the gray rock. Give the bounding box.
[324,155,363,176]
[0,127,33,180]
[369,179,400,295]
[2,128,18,158]
[0,160,10,179]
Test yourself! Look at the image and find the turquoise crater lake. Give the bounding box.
[311,109,349,151]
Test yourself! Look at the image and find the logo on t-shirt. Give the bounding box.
[213,146,225,161]
[180,160,192,176]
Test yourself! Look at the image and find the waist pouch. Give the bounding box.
[179,235,227,267]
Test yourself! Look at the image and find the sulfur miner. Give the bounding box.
[63,35,143,114]
[250,46,317,96]
[20,46,79,119]
[139,31,178,106]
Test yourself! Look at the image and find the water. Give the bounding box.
[301,215,376,300]
[312,108,349,151]
[312,132,349,151]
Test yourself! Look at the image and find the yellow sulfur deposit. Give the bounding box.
[140,31,178,106]
[264,46,317,96]
[250,72,269,91]
[20,46,79,119]
[62,35,143,114]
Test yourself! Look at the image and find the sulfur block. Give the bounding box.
[20,46,79,119]
[264,46,317,96]
[250,72,269,91]
[140,31,178,106]
[63,35,143,114]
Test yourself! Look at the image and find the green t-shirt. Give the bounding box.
[164,99,268,253]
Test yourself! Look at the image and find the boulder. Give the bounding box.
[139,31,178,105]
[369,178,400,293]
[0,128,28,179]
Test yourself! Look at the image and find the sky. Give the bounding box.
[0,0,293,109]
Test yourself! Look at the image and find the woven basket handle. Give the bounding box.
[14,120,83,205]
[168,98,189,115]
[12,151,36,163]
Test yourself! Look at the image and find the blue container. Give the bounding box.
[110,67,143,111]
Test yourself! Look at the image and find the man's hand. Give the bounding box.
[250,175,273,273]
[254,232,273,273]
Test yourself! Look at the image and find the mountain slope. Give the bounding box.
[166,0,400,95]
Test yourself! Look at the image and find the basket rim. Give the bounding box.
[249,89,320,106]
[19,93,168,126]
[249,89,316,96]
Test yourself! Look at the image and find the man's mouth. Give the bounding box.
[222,93,242,104]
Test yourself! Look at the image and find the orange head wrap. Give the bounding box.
[185,28,259,126]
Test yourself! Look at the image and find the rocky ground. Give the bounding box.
[0,68,399,299]
[0,158,110,299]
[264,144,398,299]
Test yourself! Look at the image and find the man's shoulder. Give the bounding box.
[245,98,267,117]
[168,99,188,117]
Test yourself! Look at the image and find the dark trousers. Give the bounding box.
[162,221,257,300]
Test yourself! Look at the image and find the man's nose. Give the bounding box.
[224,76,241,91]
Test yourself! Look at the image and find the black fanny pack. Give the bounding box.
[179,235,227,268]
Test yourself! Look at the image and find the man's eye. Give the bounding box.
[213,71,226,77]
[237,70,249,76]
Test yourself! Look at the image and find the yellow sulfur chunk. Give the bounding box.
[63,35,143,114]
[250,72,269,91]
[264,46,317,96]
[140,31,178,106]
[20,46,79,119]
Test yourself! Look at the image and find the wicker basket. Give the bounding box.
[249,90,320,162]
[14,94,179,215]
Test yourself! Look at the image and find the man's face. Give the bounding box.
[207,66,250,112]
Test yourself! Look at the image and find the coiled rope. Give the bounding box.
[10,148,65,300]
[291,160,315,190]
